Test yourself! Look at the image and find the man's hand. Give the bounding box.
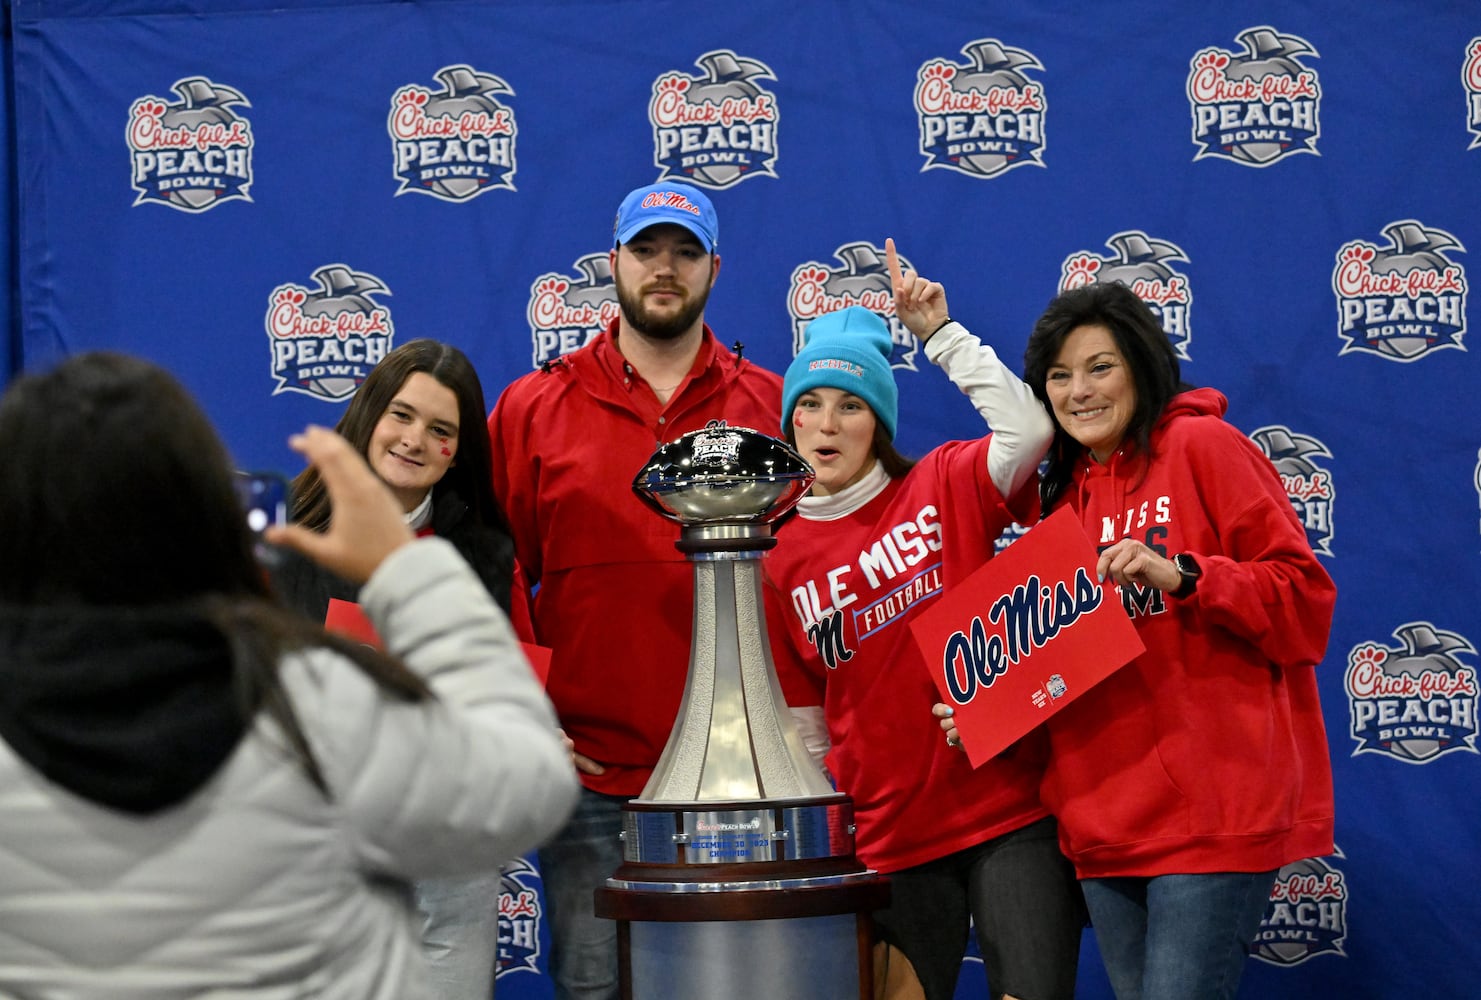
[558,729,607,776]
[265,426,415,584]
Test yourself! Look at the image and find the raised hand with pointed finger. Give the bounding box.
[885,237,950,342]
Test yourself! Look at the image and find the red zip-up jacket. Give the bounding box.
[488,321,782,796]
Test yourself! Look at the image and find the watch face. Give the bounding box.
[1169,555,1200,598]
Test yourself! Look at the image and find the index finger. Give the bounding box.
[885,237,904,290]
[288,425,397,518]
[289,425,363,483]
[287,424,344,464]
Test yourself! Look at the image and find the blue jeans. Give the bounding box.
[1080,870,1279,1000]
[414,871,503,1000]
[536,787,626,1000]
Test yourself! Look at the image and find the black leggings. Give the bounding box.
[872,817,1086,1000]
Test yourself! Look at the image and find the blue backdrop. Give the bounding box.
[5,2,1479,997]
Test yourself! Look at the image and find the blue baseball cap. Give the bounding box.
[613,182,719,253]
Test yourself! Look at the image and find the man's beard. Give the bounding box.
[616,272,713,341]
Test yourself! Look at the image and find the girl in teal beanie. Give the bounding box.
[765,241,1084,1000]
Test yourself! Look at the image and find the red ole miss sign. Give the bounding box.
[909,507,1144,767]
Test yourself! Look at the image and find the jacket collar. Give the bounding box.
[565,319,739,412]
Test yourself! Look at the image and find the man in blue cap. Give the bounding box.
[487,181,783,1000]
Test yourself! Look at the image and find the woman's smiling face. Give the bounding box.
[1044,324,1137,464]
[368,372,461,511]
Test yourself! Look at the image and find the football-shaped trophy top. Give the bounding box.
[632,421,815,525]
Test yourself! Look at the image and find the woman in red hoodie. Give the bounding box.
[943,282,1336,1000]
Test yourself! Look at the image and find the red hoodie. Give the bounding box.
[1041,388,1336,878]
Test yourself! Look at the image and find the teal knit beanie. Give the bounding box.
[782,307,898,440]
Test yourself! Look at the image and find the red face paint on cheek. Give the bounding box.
[440,438,452,457]
[793,415,805,429]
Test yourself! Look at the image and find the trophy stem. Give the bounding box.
[604,426,887,999]
[640,529,835,804]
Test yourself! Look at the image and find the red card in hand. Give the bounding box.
[325,597,553,684]
[908,506,1144,767]
[325,597,382,648]
[521,643,553,685]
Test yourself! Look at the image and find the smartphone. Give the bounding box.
[234,471,290,535]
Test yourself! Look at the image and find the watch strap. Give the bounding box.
[1171,553,1200,599]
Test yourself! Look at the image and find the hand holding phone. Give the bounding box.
[263,427,415,585]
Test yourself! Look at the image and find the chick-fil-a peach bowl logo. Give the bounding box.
[1345,622,1478,763]
[1333,220,1467,362]
[913,37,1047,179]
[1464,37,1481,150]
[1187,26,1320,166]
[265,264,394,401]
[788,242,919,372]
[526,253,619,369]
[389,65,517,201]
[127,77,253,212]
[649,49,779,189]
[1059,231,1194,360]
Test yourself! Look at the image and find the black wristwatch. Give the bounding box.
[1171,553,1201,599]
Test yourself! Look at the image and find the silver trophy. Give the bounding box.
[594,422,886,1000]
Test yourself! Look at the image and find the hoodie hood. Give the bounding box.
[1159,386,1227,425]
[0,603,245,815]
[1076,388,1228,525]
[1091,387,1227,472]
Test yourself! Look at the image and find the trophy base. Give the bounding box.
[594,793,888,1000]
[595,866,888,1000]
